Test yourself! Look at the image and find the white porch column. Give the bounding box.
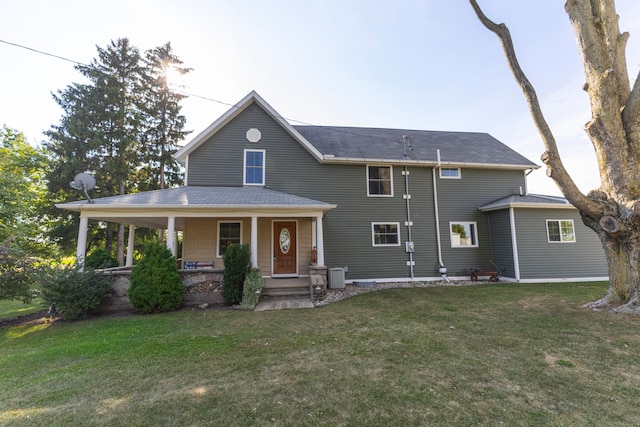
[166,217,176,257]
[126,224,135,267]
[315,215,325,266]
[250,216,258,268]
[76,216,89,271]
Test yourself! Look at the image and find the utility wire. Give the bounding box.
[0,38,411,145]
[0,38,89,67]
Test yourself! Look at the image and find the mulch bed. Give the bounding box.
[0,310,63,328]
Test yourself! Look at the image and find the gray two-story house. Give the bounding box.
[58,91,608,284]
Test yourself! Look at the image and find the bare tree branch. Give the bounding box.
[469,0,600,216]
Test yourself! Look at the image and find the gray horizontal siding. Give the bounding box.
[184,102,537,280]
[514,208,607,279]
[437,168,525,276]
[486,210,515,278]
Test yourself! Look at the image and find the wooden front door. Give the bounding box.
[273,221,297,276]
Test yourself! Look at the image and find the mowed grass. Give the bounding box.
[0,297,46,320]
[2,282,640,426]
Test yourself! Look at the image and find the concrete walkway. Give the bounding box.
[254,297,315,311]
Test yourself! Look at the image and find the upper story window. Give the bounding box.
[244,149,265,186]
[371,222,400,247]
[440,167,461,179]
[367,165,393,196]
[449,222,478,248]
[546,219,575,243]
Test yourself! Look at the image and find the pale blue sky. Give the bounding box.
[2,0,639,196]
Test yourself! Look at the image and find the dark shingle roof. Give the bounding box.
[479,193,573,211]
[294,125,537,168]
[58,186,334,209]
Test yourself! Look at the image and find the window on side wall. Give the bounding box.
[367,165,393,196]
[440,167,461,179]
[372,222,400,247]
[449,222,478,248]
[218,222,242,257]
[244,149,265,185]
[546,219,575,243]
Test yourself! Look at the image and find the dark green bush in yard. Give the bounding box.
[84,247,118,269]
[127,241,182,314]
[222,243,251,305]
[39,266,112,320]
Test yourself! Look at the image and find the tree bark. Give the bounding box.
[470,0,640,311]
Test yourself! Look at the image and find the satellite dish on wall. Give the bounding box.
[69,172,96,203]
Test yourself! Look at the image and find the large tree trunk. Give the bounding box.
[470,0,640,312]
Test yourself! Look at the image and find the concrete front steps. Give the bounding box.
[256,277,314,311]
[261,277,310,298]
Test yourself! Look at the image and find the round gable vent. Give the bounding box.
[246,128,261,143]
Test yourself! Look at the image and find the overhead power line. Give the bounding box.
[0,38,408,144]
[0,38,89,67]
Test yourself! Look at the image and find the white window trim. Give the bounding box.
[217,221,243,257]
[439,167,461,179]
[449,221,479,248]
[243,149,266,186]
[366,164,394,197]
[546,219,576,243]
[371,222,401,247]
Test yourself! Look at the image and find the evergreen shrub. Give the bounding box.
[237,268,265,309]
[39,266,112,320]
[127,241,182,314]
[222,243,250,305]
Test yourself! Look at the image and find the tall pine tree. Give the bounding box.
[139,42,191,190]
[46,38,190,263]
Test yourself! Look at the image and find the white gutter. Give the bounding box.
[321,155,539,171]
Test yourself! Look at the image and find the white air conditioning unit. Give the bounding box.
[328,268,345,289]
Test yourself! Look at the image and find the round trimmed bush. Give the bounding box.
[127,241,182,314]
[39,266,112,320]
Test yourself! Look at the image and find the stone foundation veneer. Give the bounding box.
[100,268,225,312]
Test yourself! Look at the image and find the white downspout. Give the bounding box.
[509,207,521,281]
[433,149,448,281]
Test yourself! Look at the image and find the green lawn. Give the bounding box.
[0,297,46,321]
[2,281,640,426]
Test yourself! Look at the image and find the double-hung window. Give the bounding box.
[244,149,265,185]
[546,220,575,243]
[218,222,242,257]
[372,222,400,246]
[367,165,393,196]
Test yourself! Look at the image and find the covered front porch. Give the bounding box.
[56,186,336,278]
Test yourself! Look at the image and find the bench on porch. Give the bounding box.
[183,260,215,270]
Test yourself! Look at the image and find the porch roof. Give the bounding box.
[479,193,574,212]
[55,186,336,229]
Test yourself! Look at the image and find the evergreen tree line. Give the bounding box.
[42,37,192,263]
